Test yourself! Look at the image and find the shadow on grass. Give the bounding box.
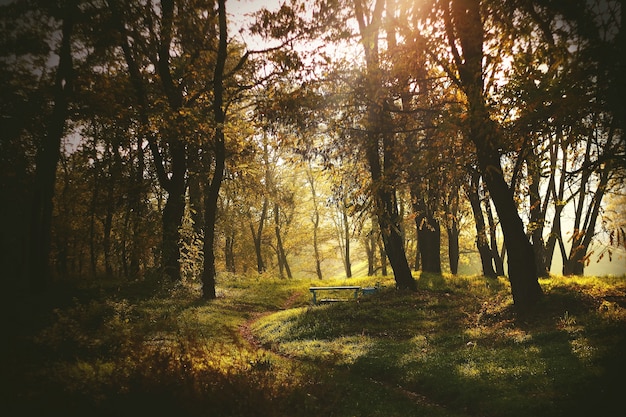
[263,279,626,417]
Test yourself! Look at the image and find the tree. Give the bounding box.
[352,0,416,290]
[110,0,213,282]
[305,161,325,279]
[200,0,228,299]
[28,0,78,292]
[441,0,542,309]
[500,0,625,276]
[1,1,55,290]
[467,170,497,277]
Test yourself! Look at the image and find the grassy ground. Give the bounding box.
[3,272,625,416]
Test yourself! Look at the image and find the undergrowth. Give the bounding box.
[3,272,625,417]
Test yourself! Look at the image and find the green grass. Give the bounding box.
[4,272,625,416]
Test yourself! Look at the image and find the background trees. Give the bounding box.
[2,0,623,309]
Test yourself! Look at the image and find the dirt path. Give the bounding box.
[238,290,305,349]
[236,289,458,415]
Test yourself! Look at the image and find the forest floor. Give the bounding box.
[3,272,626,416]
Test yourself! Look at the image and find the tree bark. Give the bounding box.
[160,141,187,282]
[447,223,460,275]
[201,0,228,299]
[250,198,268,273]
[411,185,442,274]
[129,134,145,279]
[28,4,75,292]
[527,145,549,277]
[354,0,416,290]
[467,171,497,277]
[563,162,610,276]
[342,200,352,278]
[225,232,236,273]
[449,0,541,309]
[306,165,323,279]
[544,133,568,273]
[273,203,293,279]
[111,0,187,282]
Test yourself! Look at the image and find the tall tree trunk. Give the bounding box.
[201,0,228,299]
[365,239,374,276]
[365,229,376,276]
[129,134,145,279]
[411,186,442,274]
[480,149,541,307]
[448,0,541,309]
[187,142,205,235]
[273,203,292,279]
[306,165,323,280]
[563,162,610,275]
[250,198,268,273]
[112,0,187,282]
[447,221,460,275]
[413,232,421,272]
[442,184,461,275]
[544,133,568,273]
[484,193,505,276]
[527,146,549,277]
[224,232,235,273]
[102,203,114,278]
[160,142,187,282]
[28,5,75,292]
[343,200,352,278]
[377,233,388,276]
[312,214,323,279]
[89,168,100,277]
[467,171,497,277]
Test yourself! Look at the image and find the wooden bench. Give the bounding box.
[309,286,361,305]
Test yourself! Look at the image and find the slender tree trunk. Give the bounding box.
[447,223,460,275]
[201,0,228,299]
[102,204,113,278]
[28,5,75,292]
[273,203,292,279]
[444,186,461,275]
[563,163,610,276]
[89,170,100,277]
[121,206,130,279]
[187,142,205,235]
[467,171,497,277]
[527,147,549,277]
[306,165,323,280]
[312,216,323,279]
[365,229,376,276]
[129,134,145,279]
[224,232,235,273]
[377,234,388,276]
[250,198,268,273]
[484,194,505,276]
[342,200,352,278]
[544,134,568,272]
[413,232,421,272]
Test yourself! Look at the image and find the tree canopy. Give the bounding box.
[1,0,624,310]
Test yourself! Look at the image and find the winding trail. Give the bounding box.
[236,288,460,416]
[238,290,304,350]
